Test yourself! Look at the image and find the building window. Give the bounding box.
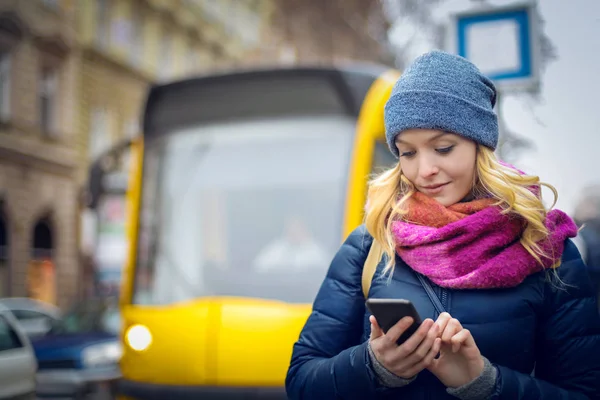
[90,107,111,160]
[158,34,173,80]
[238,11,261,48]
[279,45,297,65]
[131,11,144,67]
[32,218,53,260]
[42,0,60,9]
[249,0,261,10]
[186,51,197,75]
[39,67,58,135]
[202,0,219,21]
[0,51,10,122]
[123,118,139,139]
[223,3,237,35]
[185,39,198,74]
[111,17,132,52]
[97,0,110,48]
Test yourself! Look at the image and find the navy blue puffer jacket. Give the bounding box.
[286,225,600,399]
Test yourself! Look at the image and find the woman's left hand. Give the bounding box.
[427,312,485,388]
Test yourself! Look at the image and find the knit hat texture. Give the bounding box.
[385,50,499,157]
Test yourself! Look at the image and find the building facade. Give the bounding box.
[0,0,391,308]
[0,0,269,308]
[0,0,79,308]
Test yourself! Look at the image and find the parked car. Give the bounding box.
[0,297,62,339]
[0,303,37,399]
[32,297,121,399]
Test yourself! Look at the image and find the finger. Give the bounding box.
[403,319,439,364]
[441,318,463,343]
[434,312,452,334]
[384,316,415,345]
[397,318,434,355]
[406,337,442,377]
[426,338,444,373]
[451,329,474,352]
[369,315,384,340]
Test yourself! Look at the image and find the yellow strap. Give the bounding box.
[362,239,383,298]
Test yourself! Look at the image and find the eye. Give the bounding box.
[436,145,455,154]
[399,150,416,158]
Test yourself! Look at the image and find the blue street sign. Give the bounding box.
[447,2,540,92]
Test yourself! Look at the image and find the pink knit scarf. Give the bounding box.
[392,192,578,289]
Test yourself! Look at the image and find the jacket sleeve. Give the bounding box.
[285,225,389,399]
[492,240,600,399]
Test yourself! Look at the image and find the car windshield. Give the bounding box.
[52,301,120,335]
[132,115,357,305]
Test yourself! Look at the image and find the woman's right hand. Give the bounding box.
[369,315,441,379]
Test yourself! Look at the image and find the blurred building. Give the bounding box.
[0,0,391,308]
[0,0,79,307]
[75,0,272,300]
[75,0,270,183]
[0,0,272,307]
[247,0,393,67]
[183,0,273,70]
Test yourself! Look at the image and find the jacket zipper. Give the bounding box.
[441,288,448,312]
[433,284,449,316]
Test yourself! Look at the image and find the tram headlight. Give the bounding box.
[125,324,152,352]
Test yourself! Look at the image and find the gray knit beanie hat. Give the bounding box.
[384,50,499,158]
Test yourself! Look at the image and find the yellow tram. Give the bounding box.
[116,64,400,399]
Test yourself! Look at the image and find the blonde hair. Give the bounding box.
[365,145,558,275]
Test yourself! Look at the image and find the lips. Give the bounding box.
[422,183,449,190]
[420,182,450,194]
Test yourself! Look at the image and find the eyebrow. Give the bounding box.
[395,132,449,146]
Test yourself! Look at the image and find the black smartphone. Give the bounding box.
[365,298,422,345]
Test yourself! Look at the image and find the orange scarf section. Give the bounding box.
[403,192,498,228]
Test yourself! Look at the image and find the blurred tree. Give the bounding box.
[380,0,558,163]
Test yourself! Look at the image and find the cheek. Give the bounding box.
[445,156,476,183]
[399,161,417,181]
[447,149,476,180]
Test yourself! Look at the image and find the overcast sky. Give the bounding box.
[389,0,599,214]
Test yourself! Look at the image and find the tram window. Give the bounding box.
[133,115,356,305]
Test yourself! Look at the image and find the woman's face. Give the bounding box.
[395,129,477,206]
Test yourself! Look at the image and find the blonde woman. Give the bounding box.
[286,51,600,399]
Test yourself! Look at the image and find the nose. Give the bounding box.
[418,154,439,179]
